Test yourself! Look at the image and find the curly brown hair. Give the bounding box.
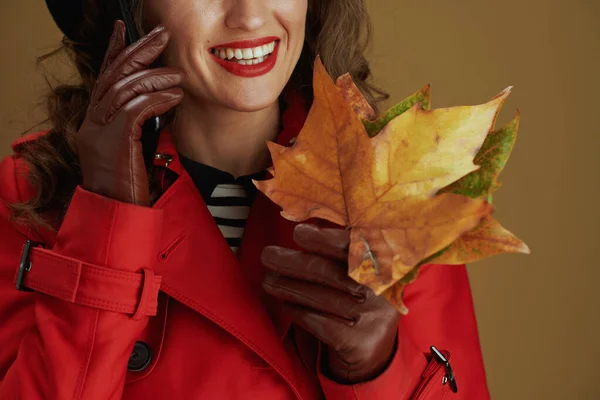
[11,0,388,230]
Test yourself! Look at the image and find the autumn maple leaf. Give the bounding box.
[432,114,530,264]
[335,68,529,311]
[336,74,432,137]
[255,57,512,309]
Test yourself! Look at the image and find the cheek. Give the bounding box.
[160,21,208,69]
[279,0,308,34]
[145,1,209,53]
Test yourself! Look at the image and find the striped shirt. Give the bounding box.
[178,154,266,255]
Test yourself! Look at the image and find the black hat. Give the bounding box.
[45,0,83,39]
[45,0,135,41]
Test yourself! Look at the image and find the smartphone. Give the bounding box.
[118,0,162,170]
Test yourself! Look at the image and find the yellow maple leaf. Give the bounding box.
[335,71,529,309]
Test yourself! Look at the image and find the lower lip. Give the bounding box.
[210,42,280,78]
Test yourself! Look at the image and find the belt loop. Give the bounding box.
[132,268,155,321]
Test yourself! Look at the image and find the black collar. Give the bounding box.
[178,154,266,205]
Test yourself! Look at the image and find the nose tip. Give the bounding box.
[235,16,264,31]
[225,2,267,31]
[226,15,265,31]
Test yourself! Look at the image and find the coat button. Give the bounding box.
[128,341,152,372]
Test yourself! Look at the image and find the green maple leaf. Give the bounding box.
[438,111,520,199]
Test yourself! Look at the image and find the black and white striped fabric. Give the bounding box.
[206,184,251,254]
[178,153,265,255]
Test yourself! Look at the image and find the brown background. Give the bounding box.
[1,1,598,399]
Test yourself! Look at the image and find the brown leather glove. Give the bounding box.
[261,223,400,384]
[76,21,185,206]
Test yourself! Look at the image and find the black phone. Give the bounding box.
[118,0,162,170]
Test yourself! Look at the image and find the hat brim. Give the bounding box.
[45,0,83,39]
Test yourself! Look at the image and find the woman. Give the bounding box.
[0,0,490,398]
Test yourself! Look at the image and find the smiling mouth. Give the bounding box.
[210,40,279,65]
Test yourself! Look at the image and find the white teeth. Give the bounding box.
[242,48,253,59]
[232,54,270,65]
[213,41,277,66]
[213,40,277,59]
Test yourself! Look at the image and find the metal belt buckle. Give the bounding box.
[16,240,40,292]
[430,345,458,393]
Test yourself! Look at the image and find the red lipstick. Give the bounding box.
[209,37,280,78]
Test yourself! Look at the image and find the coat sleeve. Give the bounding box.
[0,156,164,400]
[317,263,490,399]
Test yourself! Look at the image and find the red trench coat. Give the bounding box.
[0,94,490,399]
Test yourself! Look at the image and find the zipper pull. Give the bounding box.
[430,346,458,393]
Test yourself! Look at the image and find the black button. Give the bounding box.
[128,341,152,372]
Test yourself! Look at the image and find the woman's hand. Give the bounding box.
[76,21,185,206]
[261,224,400,384]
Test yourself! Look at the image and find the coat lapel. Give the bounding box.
[153,173,302,398]
[151,90,310,399]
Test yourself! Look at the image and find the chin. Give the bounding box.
[220,85,284,112]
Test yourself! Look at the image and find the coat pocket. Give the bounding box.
[412,349,454,399]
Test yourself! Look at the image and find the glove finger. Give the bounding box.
[93,24,169,107]
[98,20,127,77]
[115,87,184,141]
[263,273,362,322]
[261,246,370,300]
[282,302,349,351]
[293,224,350,262]
[101,67,185,122]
